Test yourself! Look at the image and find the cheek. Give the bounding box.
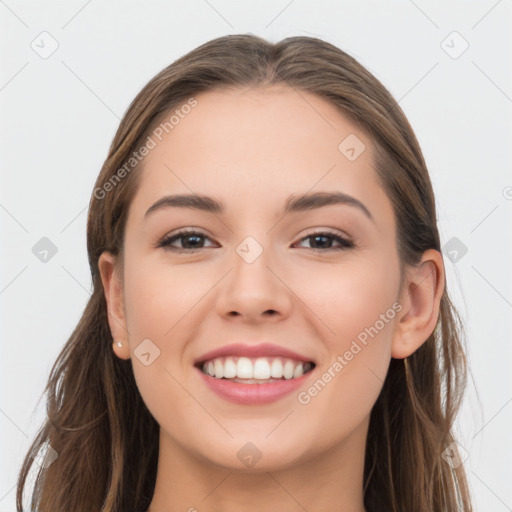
[292,253,399,345]
[294,256,399,429]
[122,261,203,432]
[292,255,398,408]
[123,258,205,339]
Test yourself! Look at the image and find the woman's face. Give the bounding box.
[106,85,405,471]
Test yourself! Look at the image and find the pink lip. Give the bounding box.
[193,343,316,405]
[194,342,315,365]
[195,367,314,405]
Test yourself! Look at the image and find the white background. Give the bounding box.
[1,1,511,511]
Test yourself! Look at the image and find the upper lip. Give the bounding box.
[194,343,316,365]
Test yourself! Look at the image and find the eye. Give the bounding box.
[156,229,355,254]
[156,229,216,253]
[294,230,355,251]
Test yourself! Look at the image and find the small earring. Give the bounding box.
[114,340,123,348]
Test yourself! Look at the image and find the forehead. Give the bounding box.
[127,85,394,230]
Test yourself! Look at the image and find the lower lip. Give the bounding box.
[196,367,314,405]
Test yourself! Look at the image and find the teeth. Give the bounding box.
[283,360,295,379]
[223,357,237,378]
[214,358,224,379]
[253,358,271,379]
[270,358,283,378]
[200,356,314,380]
[237,357,253,378]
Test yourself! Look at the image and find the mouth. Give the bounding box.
[193,343,317,404]
[195,356,316,384]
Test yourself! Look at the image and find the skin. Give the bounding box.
[99,85,445,512]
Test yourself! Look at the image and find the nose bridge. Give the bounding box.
[231,233,276,298]
[216,233,291,321]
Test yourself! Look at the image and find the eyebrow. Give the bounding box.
[144,191,374,221]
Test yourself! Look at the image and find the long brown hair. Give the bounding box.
[16,33,473,512]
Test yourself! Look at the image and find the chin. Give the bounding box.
[190,432,316,473]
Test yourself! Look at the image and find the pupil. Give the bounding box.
[184,235,202,248]
[312,235,331,248]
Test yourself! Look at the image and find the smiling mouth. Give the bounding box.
[195,356,316,383]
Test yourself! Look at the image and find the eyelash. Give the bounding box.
[156,228,355,254]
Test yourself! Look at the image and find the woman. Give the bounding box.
[16,33,473,511]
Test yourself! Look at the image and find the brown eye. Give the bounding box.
[156,229,355,254]
[295,231,354,251]
[157,230,216,253]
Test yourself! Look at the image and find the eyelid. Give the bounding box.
[293,228,355,250]
[156,227,355,253]
[298,227,352,241]
[155,227,215,249]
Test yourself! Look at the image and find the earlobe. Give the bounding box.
[98,251,131,360]
[391,249,445,359]
[111,339,130,360]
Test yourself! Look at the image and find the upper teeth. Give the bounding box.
[201,356,313,380]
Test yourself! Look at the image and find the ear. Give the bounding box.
[391,249,445,359]
[98,251,130,360]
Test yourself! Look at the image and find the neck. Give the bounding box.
[147,420,369,512]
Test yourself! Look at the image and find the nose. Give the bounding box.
[215,241,292,324]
